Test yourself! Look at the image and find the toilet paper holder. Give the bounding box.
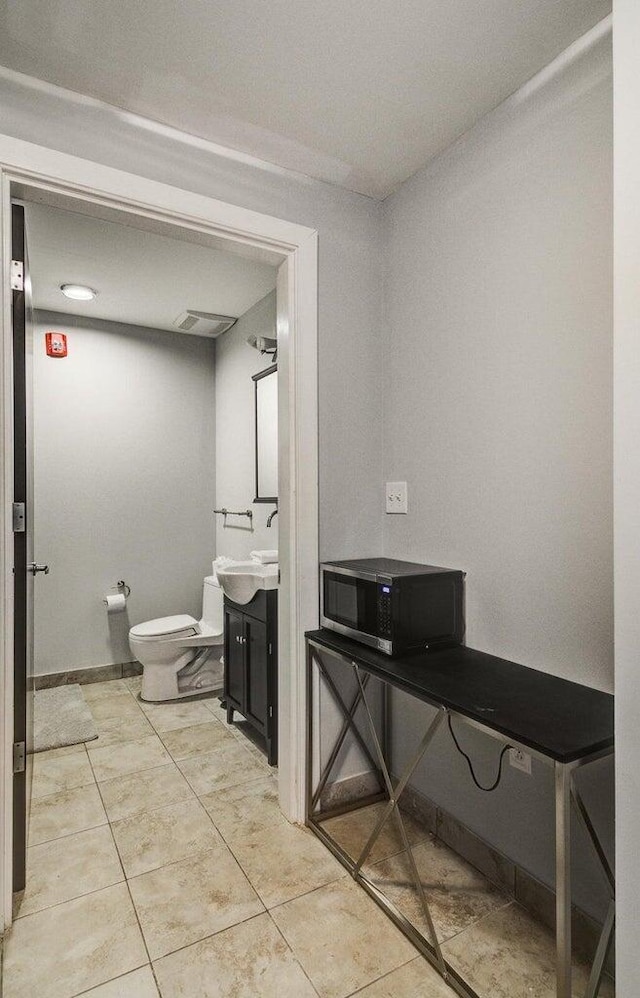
[103,579,131,605]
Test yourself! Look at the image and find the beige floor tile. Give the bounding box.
[271,877,416,998]
[153,912,317,998]
[82,680,130,701]
[229,820,347,908]
[123,675,143,694]
[111,798,221,878]
[98,763,194,821]
[19,825,123,917]
[32,749,95,799]
[177,739,267,795]
[2,883,147,998]
[88,734,172,782]
[441,902,615,998]
[159,719,234,761]
[321,801,431,867]
[76,966,159,997]
[94,713,154,748]
[200,775,284,842]
[139,699,218,732]
[28,783,107,845]
[231,727,271,768]
[366,836,509,943]
[129,846,264,959]
[352,957,455,997]
[90,694,145,721]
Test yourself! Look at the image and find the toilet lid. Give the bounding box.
[130,614,199,639]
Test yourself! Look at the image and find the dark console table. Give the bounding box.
[305,629,614,998]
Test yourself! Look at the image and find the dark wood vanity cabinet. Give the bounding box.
[223,590,277,766]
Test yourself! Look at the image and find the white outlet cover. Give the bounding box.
[386,481,408,514]
[509,748,532,774]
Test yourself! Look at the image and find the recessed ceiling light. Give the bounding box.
[60,284,97,301]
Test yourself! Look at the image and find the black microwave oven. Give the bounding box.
[320,558,464,656]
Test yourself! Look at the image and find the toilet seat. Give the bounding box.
[129,614,199,641]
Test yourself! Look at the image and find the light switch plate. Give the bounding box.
[386,481,408,514]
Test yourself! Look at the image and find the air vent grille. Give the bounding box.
[173,310,237,338]
[177,314,199,331]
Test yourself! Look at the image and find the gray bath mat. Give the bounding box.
[33,684,98,753]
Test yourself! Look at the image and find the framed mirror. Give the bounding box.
[252,364,278,502]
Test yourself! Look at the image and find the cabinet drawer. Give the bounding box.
[224,590,272,622]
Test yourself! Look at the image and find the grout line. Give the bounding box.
[12,878,131,926]
[344,955,421,996]
[89,733,157,976]
[266,910,322,997]
[148,906,270,966]
[125,844,228,884]
[104,788,202,829]
[90,755,177,786]
[27,816,109,850]
[264,869,350,915]
[71,964,154,998]
[148,911,276,971]
[438,894,516,947]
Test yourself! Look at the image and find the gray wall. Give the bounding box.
[32,312,216,675]
[382,32,613,919]
[0,74,385,566]
[613,1,640,993]
[214,291,279,560]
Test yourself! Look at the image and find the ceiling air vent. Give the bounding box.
[173,310,237,338]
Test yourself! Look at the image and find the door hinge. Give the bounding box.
[268,642,273,656]
[11,260,24,292]
[13,741,25,774]
[269,705,273,718]
[12,502,25,533]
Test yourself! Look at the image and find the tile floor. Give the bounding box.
[1,678,613,998]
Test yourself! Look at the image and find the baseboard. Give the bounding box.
[34,661,142,689]
[321,774,613,976]
[400,782,614,976]
[318,770,382,811]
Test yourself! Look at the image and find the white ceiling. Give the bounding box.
[24,201,277,333]
[0,1,610,199]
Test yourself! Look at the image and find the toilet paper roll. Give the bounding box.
[104,593,126,613]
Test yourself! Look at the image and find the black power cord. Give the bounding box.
[447,714,512,792]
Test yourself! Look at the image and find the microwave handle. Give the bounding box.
[321,564,378,583]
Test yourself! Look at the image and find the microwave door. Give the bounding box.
[321,572,379,646]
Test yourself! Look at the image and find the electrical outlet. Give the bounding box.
[509,748,532,775]
[386,481,408,514]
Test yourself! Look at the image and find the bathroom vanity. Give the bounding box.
[223,590,278,765]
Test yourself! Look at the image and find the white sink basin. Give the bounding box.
[217,562,279,604]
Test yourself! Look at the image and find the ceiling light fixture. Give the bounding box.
[60,284,97,301]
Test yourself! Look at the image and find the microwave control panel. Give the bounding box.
[377,583,392,636]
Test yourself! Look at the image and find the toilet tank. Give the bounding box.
[202,575,224,631]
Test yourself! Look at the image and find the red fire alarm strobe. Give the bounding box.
[45,332,67,358]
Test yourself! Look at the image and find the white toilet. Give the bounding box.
[129,575,224,702]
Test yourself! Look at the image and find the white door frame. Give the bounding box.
[0,135,318,932]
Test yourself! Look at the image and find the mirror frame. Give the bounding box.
[252,363,278,503]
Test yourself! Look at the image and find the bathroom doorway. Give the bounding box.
[1,161,318,929]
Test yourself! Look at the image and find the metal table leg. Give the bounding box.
[307,648,383,815]
[351,664,447,974]
[571,782,615,998]
[584,900,614,998]
[555,762,573,998]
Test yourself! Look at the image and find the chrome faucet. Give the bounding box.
[267,507,278,527]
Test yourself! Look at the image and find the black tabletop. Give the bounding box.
[306,629,614,763]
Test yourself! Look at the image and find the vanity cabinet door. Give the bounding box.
[224,608,245,710]
[245,618,268,732]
